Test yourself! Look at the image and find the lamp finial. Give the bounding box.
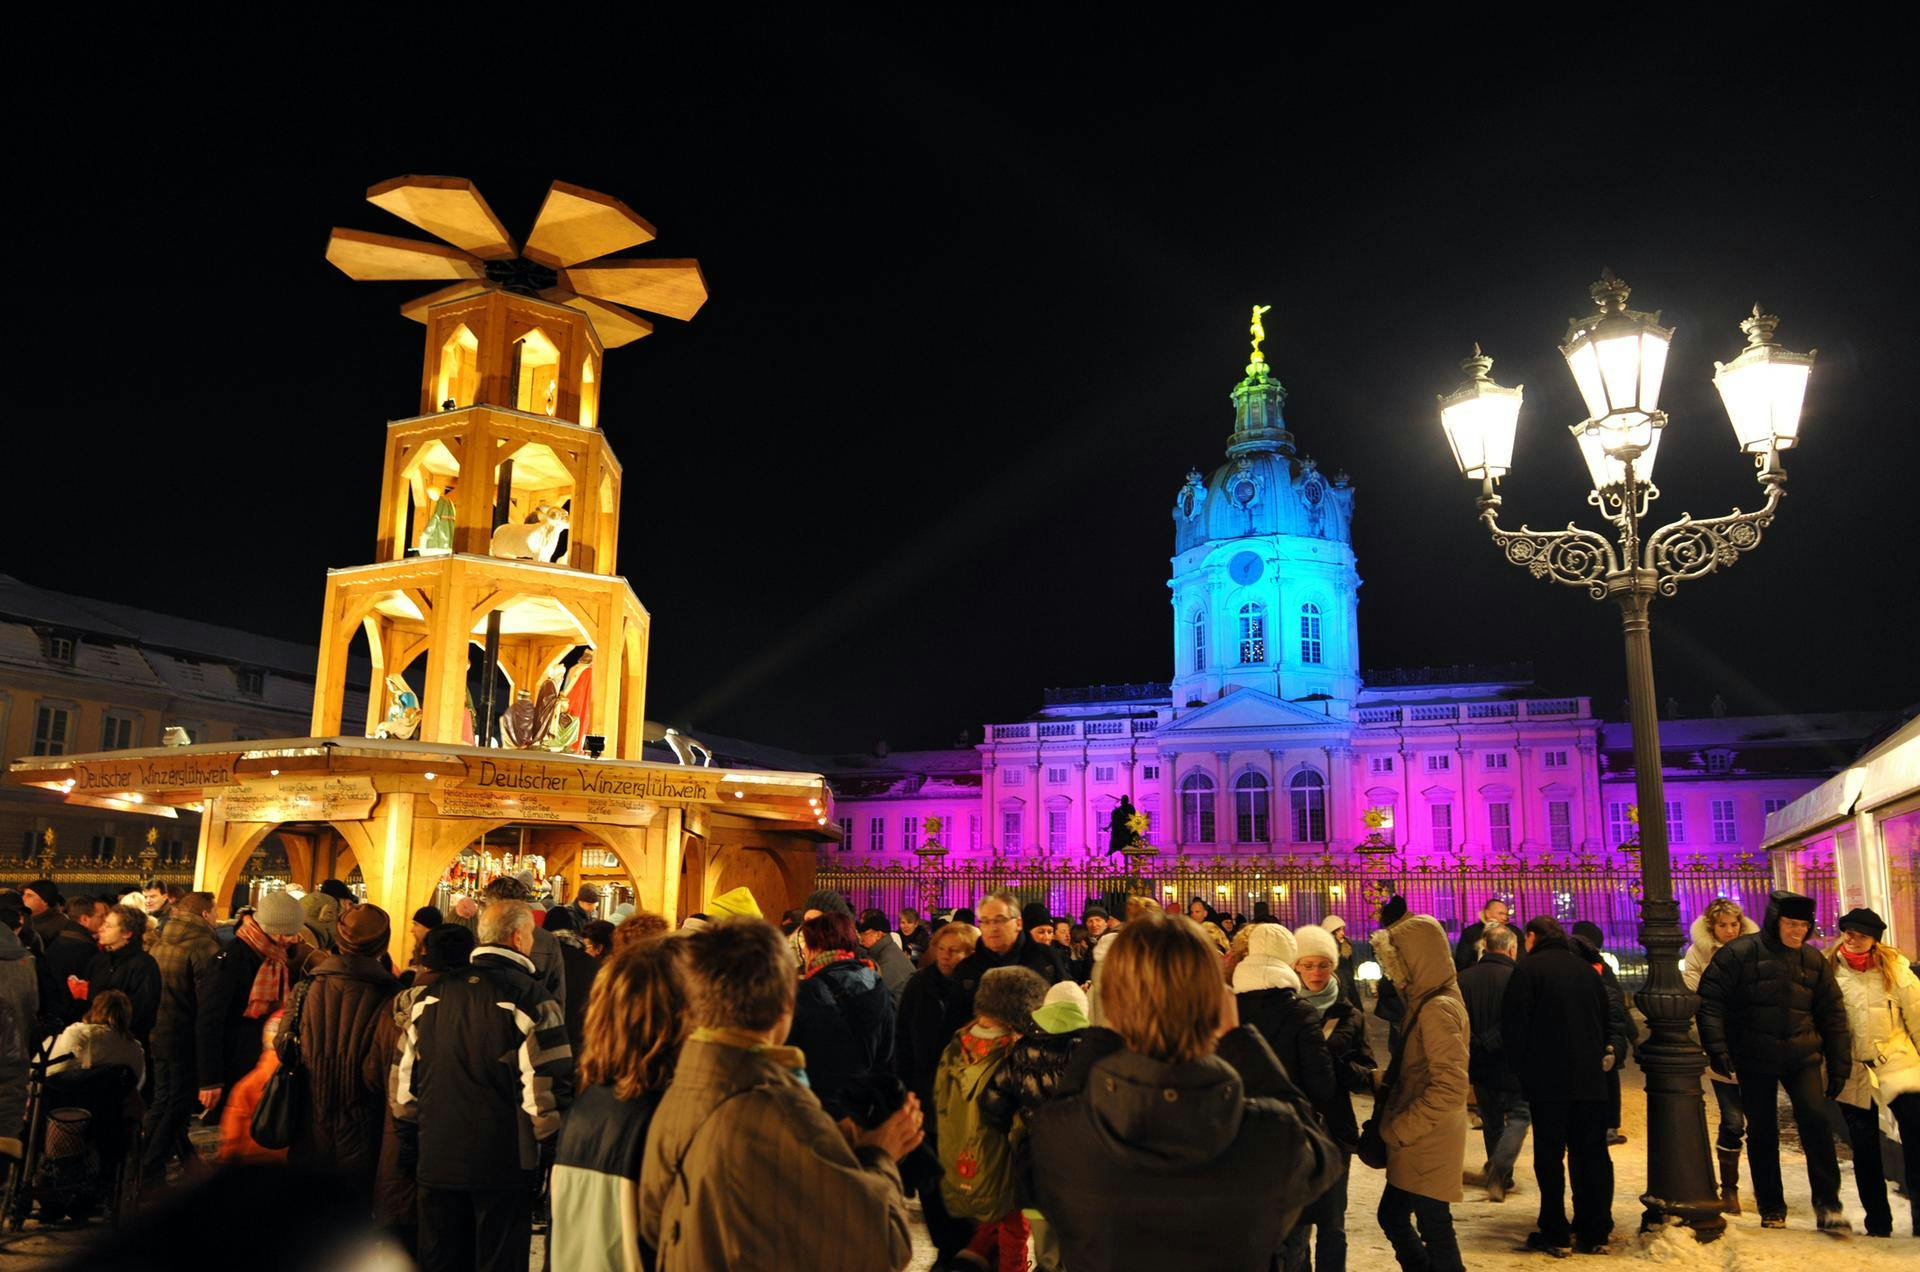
[1740,304,1780,349]
[1590,269,1631,312]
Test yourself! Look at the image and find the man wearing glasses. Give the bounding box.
[953,889,1066,1016]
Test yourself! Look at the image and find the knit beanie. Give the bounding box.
[420,923,476,971]
[412,906,443,929]
[1321,914,1346,934]
[1294,924,1340,965]
[1043,979,1088,1013]
[802,888,853,918]
[974,965,1049,1032]
[335,904,391,958]
[1032,979,1091,1035]
[23,880,60,907]
[1233,924,1302,992]
[1021,902,1052,933]
[255,889,306,937]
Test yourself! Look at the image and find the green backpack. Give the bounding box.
[934,1032,1016,1222]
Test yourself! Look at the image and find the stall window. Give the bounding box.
[32,704,74,756]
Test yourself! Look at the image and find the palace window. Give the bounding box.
[32,704,73,756]
[999,767,1025,786]
[1141,765,1160,781]
[1179,772,1216,843]
[1488,802,1513,853]
[42,634,75,665]
[1299,604,1323,665]
[1141,798,1159,839]
[1290,770,1328,843]
[1763,798,1789,817]
[1001,810,1024,852]
[1370,755,1394,774]
[1712,799,1738,844]
[101,711,140,751]
[1235,772,1270,843]
[1094,765,1115,783]
[1666,801,1686,844]
[838,817,853,850]
[1483,752,1509,771]
[1046,767,1068,785]
[1549,800,1573,851]
[1706,750,1731,773]
[968,814,980,852]
[1425,754,1451,773]
[236,668,265,697]
[1047,809,1068,853]
[1543,750,1569,769]
[1608,801,1634,845]
[868,816,885,853]
[1192,612,1207,672]
[89,834,118,863]
[1238,603,1266,664]
[1430,803,1454,852]
[903,816,919,852]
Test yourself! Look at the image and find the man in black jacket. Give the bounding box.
[1696,888,1850,1232]
[952,890,1064,1015]
[394,900,574,1271]
[1459,922,1528,1202]
[1453,896,1511,972]
[1503,916,1615,1255]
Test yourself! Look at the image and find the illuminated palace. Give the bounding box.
[823,321,1892,872]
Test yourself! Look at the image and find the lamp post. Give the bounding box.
[1436,271,1814,1241]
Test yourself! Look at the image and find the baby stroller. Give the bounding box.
[1,1035,144,1228]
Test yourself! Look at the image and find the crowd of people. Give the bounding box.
[0,872,1915,1270]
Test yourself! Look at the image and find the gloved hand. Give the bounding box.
[1601,1047,1617,1073]
[1710,1053,1735,1080]
[1825,1071,1846,1101]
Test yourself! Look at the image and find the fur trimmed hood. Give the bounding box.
[1370,914,1455,998]
[1688,910,1758,957]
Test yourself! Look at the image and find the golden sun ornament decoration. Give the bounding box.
[1126,811,1149,835]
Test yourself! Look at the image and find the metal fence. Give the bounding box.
[815,851,1822,956]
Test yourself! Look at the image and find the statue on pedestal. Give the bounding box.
[374,673,422,739]
[1108,795,1141,856]
[418,485,456,555]
[562,650,594,752]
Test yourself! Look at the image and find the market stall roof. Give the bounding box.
[7,736,837,836]
[1762,712,1920,849]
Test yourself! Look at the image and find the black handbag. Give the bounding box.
[248,978,312,1151]
[1356,993,1431,1170]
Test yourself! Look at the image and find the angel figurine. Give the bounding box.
[374,673,422,740]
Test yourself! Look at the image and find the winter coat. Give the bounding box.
[287,952,396,1179]
[1830,950,1920,1109]
[392,946,574,1190]
[864,932,916,1009]
[367,971,448,1230]
[553,933,599,1058]
[636,1033,912,1272]
[31,912,94,1025]
[935,1026,1021,1221]
[0,925,39,1067]
[900,923,931,965]
[552,1081,668,1272]
[981,1020,1087,1130]
[198,936,305,1090]
[1453,919,1491,972]
[786,955,896,1120]
[1233,968,1338,1110]
[1029,1023,1342,1272]
[1372,915,1471,1204]
[1458,949,1522,1093]
[531,925,568,1005]
[893,964,969,1110]
[49,1021,146,1086]
[218,1044,286,1164]
[1314,996,1375,1149]
[149,909,220,1063]
[1683,912,1759,1083]
[1696,890,1851,1079]
[83,944,161,1043]
[1501,937,1611,1103]
[953,933,1064,1014]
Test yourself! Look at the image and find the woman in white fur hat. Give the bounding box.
[1233,925,1336,1108]
[1290,922,1376,1271]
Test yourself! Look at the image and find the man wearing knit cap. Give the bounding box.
[197,888,308,1115]
[1697,888,1851,1231]
[290,905,398,1202]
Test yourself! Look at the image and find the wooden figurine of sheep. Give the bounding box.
[490,504,570,562]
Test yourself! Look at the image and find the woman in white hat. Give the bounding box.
[1827,907,1920,1237]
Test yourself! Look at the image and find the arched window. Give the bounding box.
[1300,603,1323,665]
[1290,770,1327,842]
[435,324,479,409]
[513,328,561,415]
[1180,772,1216,844]
[578,356,599,428]
[1192,612,1207,672]
[1238,603,1266,664]
[1234,771,1270,843]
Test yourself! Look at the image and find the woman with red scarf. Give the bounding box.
[1828,908,1920,1238]
[195,890,310,1114]
[784,910,895,1120]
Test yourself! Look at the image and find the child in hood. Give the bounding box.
[936,965,1049,1272]
[983,980,1090,1272]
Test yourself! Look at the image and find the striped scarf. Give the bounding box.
[235,916,289,1019]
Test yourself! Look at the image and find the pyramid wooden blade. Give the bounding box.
[539,288,655,347]
[367,175,516,260]
[400,280,499,323]
[326,228,486,281]
[523,181,657,268]
[561,259,708,321]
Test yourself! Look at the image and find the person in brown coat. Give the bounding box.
[289,904,398,1207]
[144,892,220,1182]
[637,918,922,1272]
[1369,909,1470,1272]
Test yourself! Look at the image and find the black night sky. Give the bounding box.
[17,16,1918,755]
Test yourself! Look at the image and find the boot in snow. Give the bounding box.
[1716,1147,1742,1215]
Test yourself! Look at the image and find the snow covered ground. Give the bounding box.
[906,1020,1915,1270]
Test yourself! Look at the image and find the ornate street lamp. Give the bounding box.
[1436,271,1814,1242]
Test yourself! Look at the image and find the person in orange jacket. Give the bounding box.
[218,1011,288,1164]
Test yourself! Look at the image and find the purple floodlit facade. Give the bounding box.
[822,351,1890,876]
